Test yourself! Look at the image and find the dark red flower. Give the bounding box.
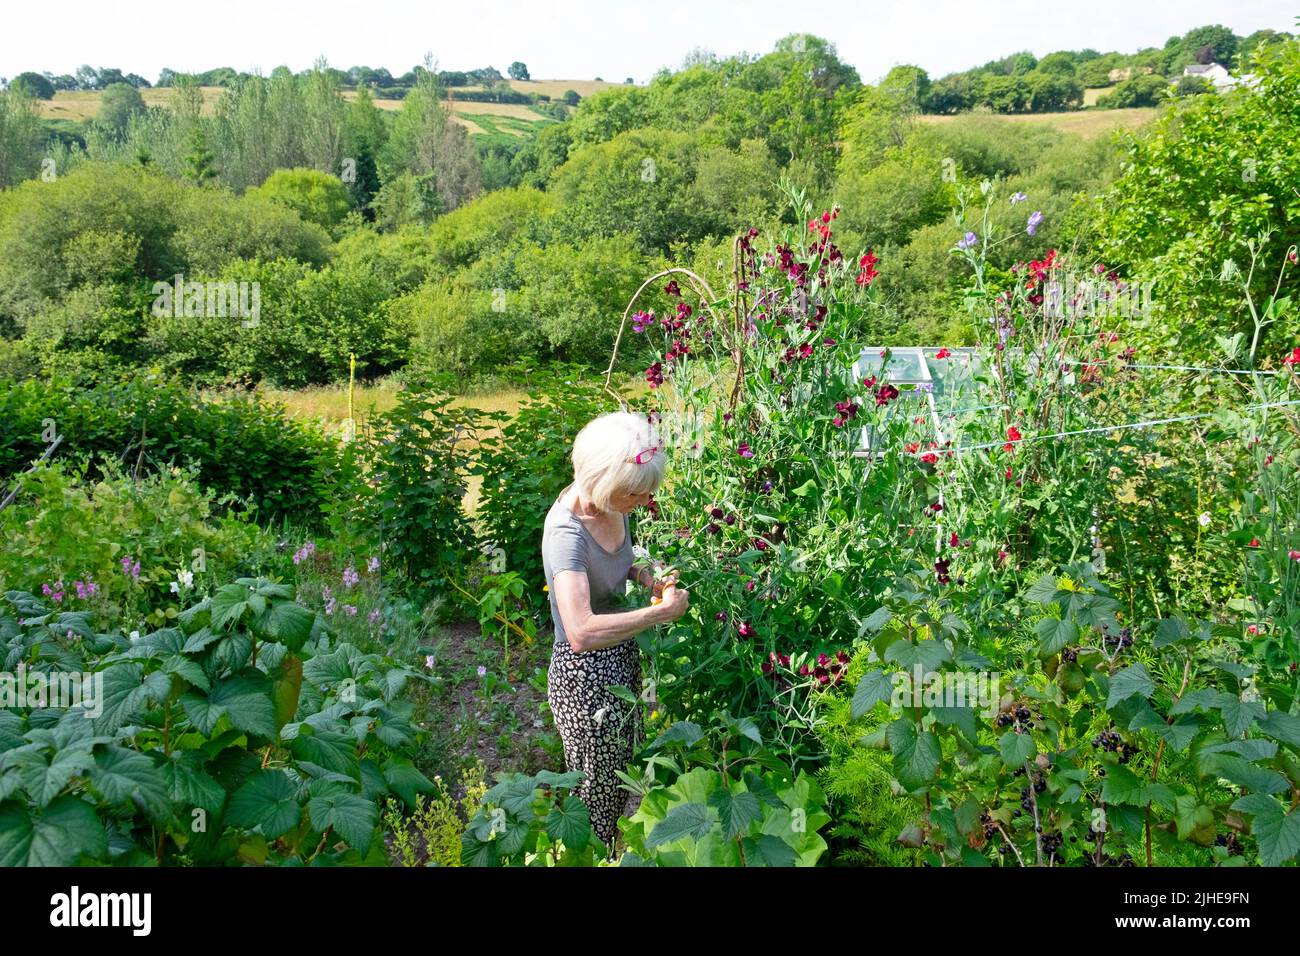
[935,557,951,584]
[664,280,681,298]
[737,621,756,639]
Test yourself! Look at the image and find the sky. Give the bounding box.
[2,0,1297,85]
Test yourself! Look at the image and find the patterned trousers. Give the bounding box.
[547,638,644,848]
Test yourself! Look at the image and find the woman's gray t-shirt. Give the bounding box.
[542,492,635,650]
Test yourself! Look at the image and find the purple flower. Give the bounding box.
[293,540,317,565]
[1026,210,1044,236]
[119,556,140,582]
[957,232,978,250]
[762,480,772,494]
[343,604,357,616]
[631,310,653,333]
[477,665,487,678]
[737,442,754,459]
[342,565,360,588]
[368,608,383,625]
[367,556,380,574]
[1010,192,1027,205]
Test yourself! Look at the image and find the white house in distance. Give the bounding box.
[1183,62,1260,92]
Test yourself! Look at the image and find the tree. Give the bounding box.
[97,82,146,141]
[249,168,352,234]
[0,87,42,188]
[508,61,530,81]
[11,72,54,99]
[1181,24,1238,67]
[562,89,581,106]
[1096,73,1170,109]
[380,63,481,212]
[74,65,100,90]
[1095,33,1300,359]
[182,124,217,183]
[1175,74,1212,96]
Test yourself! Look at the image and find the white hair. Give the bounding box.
[571,411,665,513]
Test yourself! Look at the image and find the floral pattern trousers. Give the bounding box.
[547,637,644,848]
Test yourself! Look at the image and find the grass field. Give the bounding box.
[917,106,1159,139]
[254,373,647,514]
[457,79,621,98]
[43,83,578,135]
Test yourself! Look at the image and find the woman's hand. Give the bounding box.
[652,582,689,622]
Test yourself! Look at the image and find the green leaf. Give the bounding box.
[708,787,762,840]
[291,728,360,781]
[850,670,895,719]
[93,664,171,734]
[208,672,277,739]
[648,721,704,750]
[1025,573,1060,605]
[162,655,210,692]
[180,690,224,736]
[1230,794,1300,866]
[646,802,716,848]
[1101,765,1175,809]
[998,730,1036,767]
[1153,617,1191,648]
[163,753,225,815]
[226,770,302,839]
[1106,664,1154,710]
[88,746,170,822]
[1210,755,1289,795]
[382,759,437,810]
[858,607,892,635]
[5,743,94,808]
[1219,697,1266,739]
[209,583,253,631]
[887,719,941,790]
[932,705,979,743]
[883,639,950,674]
[742,833,797,867]
[0,795,106,866]
[259,601,315,651]
[307,786,377,855]
[1258,711,1300,748]
[1035,617,1077,656]
[544,795,591,852]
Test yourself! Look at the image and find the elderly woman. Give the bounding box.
[542,411,689,848]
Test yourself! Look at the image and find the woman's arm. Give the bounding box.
[554,569,688,653]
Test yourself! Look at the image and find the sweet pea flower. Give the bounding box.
[1026,211,1045,236]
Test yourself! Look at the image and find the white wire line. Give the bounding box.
[1054,359,1285,377]
[862,397,1300,459]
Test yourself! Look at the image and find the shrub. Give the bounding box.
[472,370,617,611]
[0,375,343,527]
[0,579,436,865]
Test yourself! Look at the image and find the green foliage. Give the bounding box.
[617,713,831,866]
[1096,74,1171,109]
[461,768,604,865]
[1094,34,1300,358]
[472,372,616,610]
[0,577,435,865]
[0,375,343,526]
[358,374,482,603]
[249,168,353,236]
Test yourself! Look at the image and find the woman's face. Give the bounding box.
[607,489,654,514]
